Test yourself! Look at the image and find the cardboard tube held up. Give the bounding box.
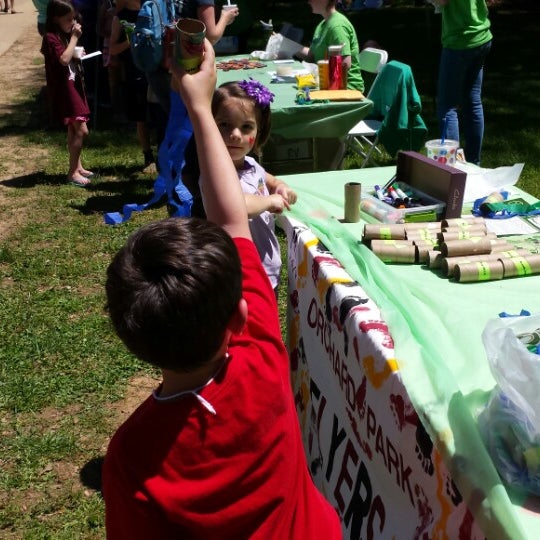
[175,18,206,73]
[344,182,361,223]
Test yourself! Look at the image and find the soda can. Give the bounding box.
[317,60,329,90]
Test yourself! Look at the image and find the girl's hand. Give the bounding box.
[171,39,216,111]
[72,22,82,38]
[221,6,239,26]
[275,185,297,205]
[266,194,288,214]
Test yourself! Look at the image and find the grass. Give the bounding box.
[1,2,539,537]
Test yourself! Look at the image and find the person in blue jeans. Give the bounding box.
[434,0,493,165]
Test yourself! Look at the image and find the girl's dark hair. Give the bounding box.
[212,82,272,153]
[44,0,76,34]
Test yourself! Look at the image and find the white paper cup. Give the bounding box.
[222,3,237,11]
[73,46,84,59]
[425,139,459,166]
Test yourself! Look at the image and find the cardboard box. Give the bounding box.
[396,151,467,219]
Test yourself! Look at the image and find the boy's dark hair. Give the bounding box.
[212,82,272,154]
[44,0,77,34]
[106,217,242,371]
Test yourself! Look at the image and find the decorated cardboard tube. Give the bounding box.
[441,250,528,277]
[175,18,206,73]
[363,223,406,241]
[438,230,495,243]
[500,253,540,278]
[370,239,416,263]
[442,217,485,228]
[455,260,504,282]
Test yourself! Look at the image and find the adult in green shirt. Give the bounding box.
[434,0,493,165]
[298,0,364,92]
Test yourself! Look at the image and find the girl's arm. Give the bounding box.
[244,193,287,218]
[59,21,82,65]
[108,16,130,56]
[197,5,238,44]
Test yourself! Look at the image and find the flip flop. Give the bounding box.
[79,169,95,178]
[68,176,91,188]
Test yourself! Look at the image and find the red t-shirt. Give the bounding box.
[41,33,90,122]
[103,238,342,539]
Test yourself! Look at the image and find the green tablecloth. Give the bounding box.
[216,56,374,139]
[280,166,540,540]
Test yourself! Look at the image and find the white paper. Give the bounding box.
[453,162,525,203]
[81,51,103,61]
[485,216,540,236]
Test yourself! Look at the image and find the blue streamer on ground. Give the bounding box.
[104,91,194,225]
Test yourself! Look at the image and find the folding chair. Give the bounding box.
[346,59,427,168]
[343,47,388,166]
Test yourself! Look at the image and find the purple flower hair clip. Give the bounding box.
[238,78,275,108]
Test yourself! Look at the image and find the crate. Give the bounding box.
[260,135,343,175]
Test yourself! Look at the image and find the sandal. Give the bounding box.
[68,175,91,187]
[78,169,95,178]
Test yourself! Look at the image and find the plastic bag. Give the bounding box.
[479,313,540,494]
[264,33,303,60]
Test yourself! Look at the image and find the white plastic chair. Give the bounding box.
[345,47,388,167]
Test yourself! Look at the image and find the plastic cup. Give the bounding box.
[73,46,84,59]
[222,3,237,11]
[175,18,206,74]
[425,139,459,166]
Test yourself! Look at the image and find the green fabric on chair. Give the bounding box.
[367,60,428,157]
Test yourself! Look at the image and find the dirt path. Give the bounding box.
[0,26,49,240]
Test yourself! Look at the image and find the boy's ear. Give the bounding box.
[228,298,248,335]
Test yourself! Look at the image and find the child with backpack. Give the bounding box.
[41,0,92,187]
[102,40,343,539]
[109,0,156,170]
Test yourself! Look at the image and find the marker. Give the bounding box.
[392,183,410,203]
[374,185,386,201]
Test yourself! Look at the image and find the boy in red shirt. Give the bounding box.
[102,41,343,539]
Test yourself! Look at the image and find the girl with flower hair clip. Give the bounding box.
[211,78,298,295]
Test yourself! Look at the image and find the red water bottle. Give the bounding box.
[328,45,343,90]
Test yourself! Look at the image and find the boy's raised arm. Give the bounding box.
[170,42,251,240]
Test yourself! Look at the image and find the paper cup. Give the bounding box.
[425,139,459,166]
[222,3,237,11]
[175,18,206,74]
[73,46,84,59]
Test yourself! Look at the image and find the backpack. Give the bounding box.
[130,0,181,73]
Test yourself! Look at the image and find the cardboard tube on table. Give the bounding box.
[440,237,493,258]
[442,216,485,228]
[175,18,206,73]
[441,249,529,277]
[344,182,361,223]
[363,223,406,241]
[413,240,437,264]
[500,253,540,278]
[455,260,504,282]
[370,239,416,263]
[438,230,495,243]
[427,250,443,269]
